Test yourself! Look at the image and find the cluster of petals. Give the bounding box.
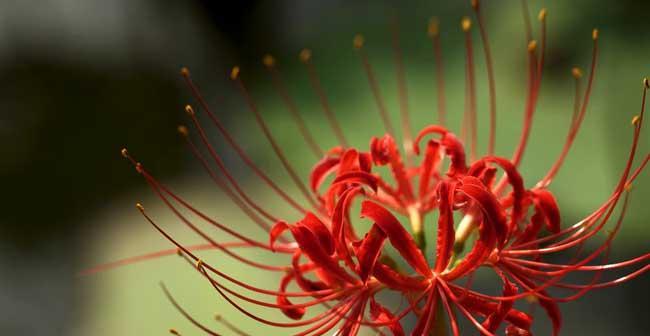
[99,1,650,335]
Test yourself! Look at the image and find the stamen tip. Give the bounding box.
[427,17,440,37]
[120,148,129,158]
[643,77,649,89]
[169,328,181,335]
[624,182,633,192]
[185,104,195,116]
[180,67,190,77]
[572,67,583,79]
[230,66,240,80]
[135,162,143,173]
[461,17,472,32]
[471,0,479,10]
[262,54,275,67]
[195,259,204,269]
[177,125,188,137]
[136,203,144,212]
[176,248,183,257]
[631,115,640,126]
[538,8,547,21]
[592,28,599,40]
[299,48,312,63]
[353,34,364,49]
[214,314,222,321]
[527,40,538,53]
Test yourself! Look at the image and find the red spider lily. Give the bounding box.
[87,1,650,335]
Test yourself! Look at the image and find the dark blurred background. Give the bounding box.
[0,0,648,335]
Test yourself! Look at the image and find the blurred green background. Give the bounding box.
[0,0,648,335]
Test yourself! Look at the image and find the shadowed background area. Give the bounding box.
[0,0,648,335]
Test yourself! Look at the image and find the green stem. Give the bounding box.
[431,296,448,336]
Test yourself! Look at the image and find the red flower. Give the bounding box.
[90,1,650,335]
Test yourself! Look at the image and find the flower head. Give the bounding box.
[102,1,649,335]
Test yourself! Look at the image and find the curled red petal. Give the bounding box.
[413,125,448,154]
[460,178,508,247]
[352,224,387,283]
[434,180,455,273]
[332,171,379,192]
[291,251,329,292]
[419,140,441,198]
[310,156,340,194]
[360,201,432,277]
[331,187,363,269]
[372,263,428,291]
[453,288,532,330]
[483,271,518,332]
[482,157,526,234]
[298,212,335,256]
[369,296,405,336]
[370,135,414,201]
[277,273,306,320]
[444,225,494,280]
[289,224,358,285]
[270,220,290,251]
[531,189,561,233]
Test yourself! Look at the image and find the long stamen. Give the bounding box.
[136,203,333,298]
[299,49,349,147]
[538,30,600,186]
[161,283,222,336]
[215,314,251,336]
[462,17,478,160]
[183,106,284,221]
[390,17,413,155]
[353,34,396,135]
[472,0,498,155]
[179,127,276,233]
[180,69,307,213]
[570,67,584,127]
[428,17,447,126]
[520,0,533,44]
[263,54,324,158]
[537,9,548,80]
[232,67,321,211]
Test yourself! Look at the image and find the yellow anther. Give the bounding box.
[353,34,364,49]
[185,105,195,116]
[180,67,190,77]
[625,182,633,192]
[195,259,204,269]
[538,8,547,21]
[230,66,240,80]
[120,148,129,158]
[427,17,439,37]
[461,17,472,32]
[644,78,649,89]
[299,48,312,63]
[177,125,188,137]
[592,28,599,40]
[136,203,144,212]
[471,0,479,10]
[527,40,538,53]
[572,67,583,79]
[176,248,183,257]
[262,54,275,67]
[169,329,181,335]
[631,115,640,126]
